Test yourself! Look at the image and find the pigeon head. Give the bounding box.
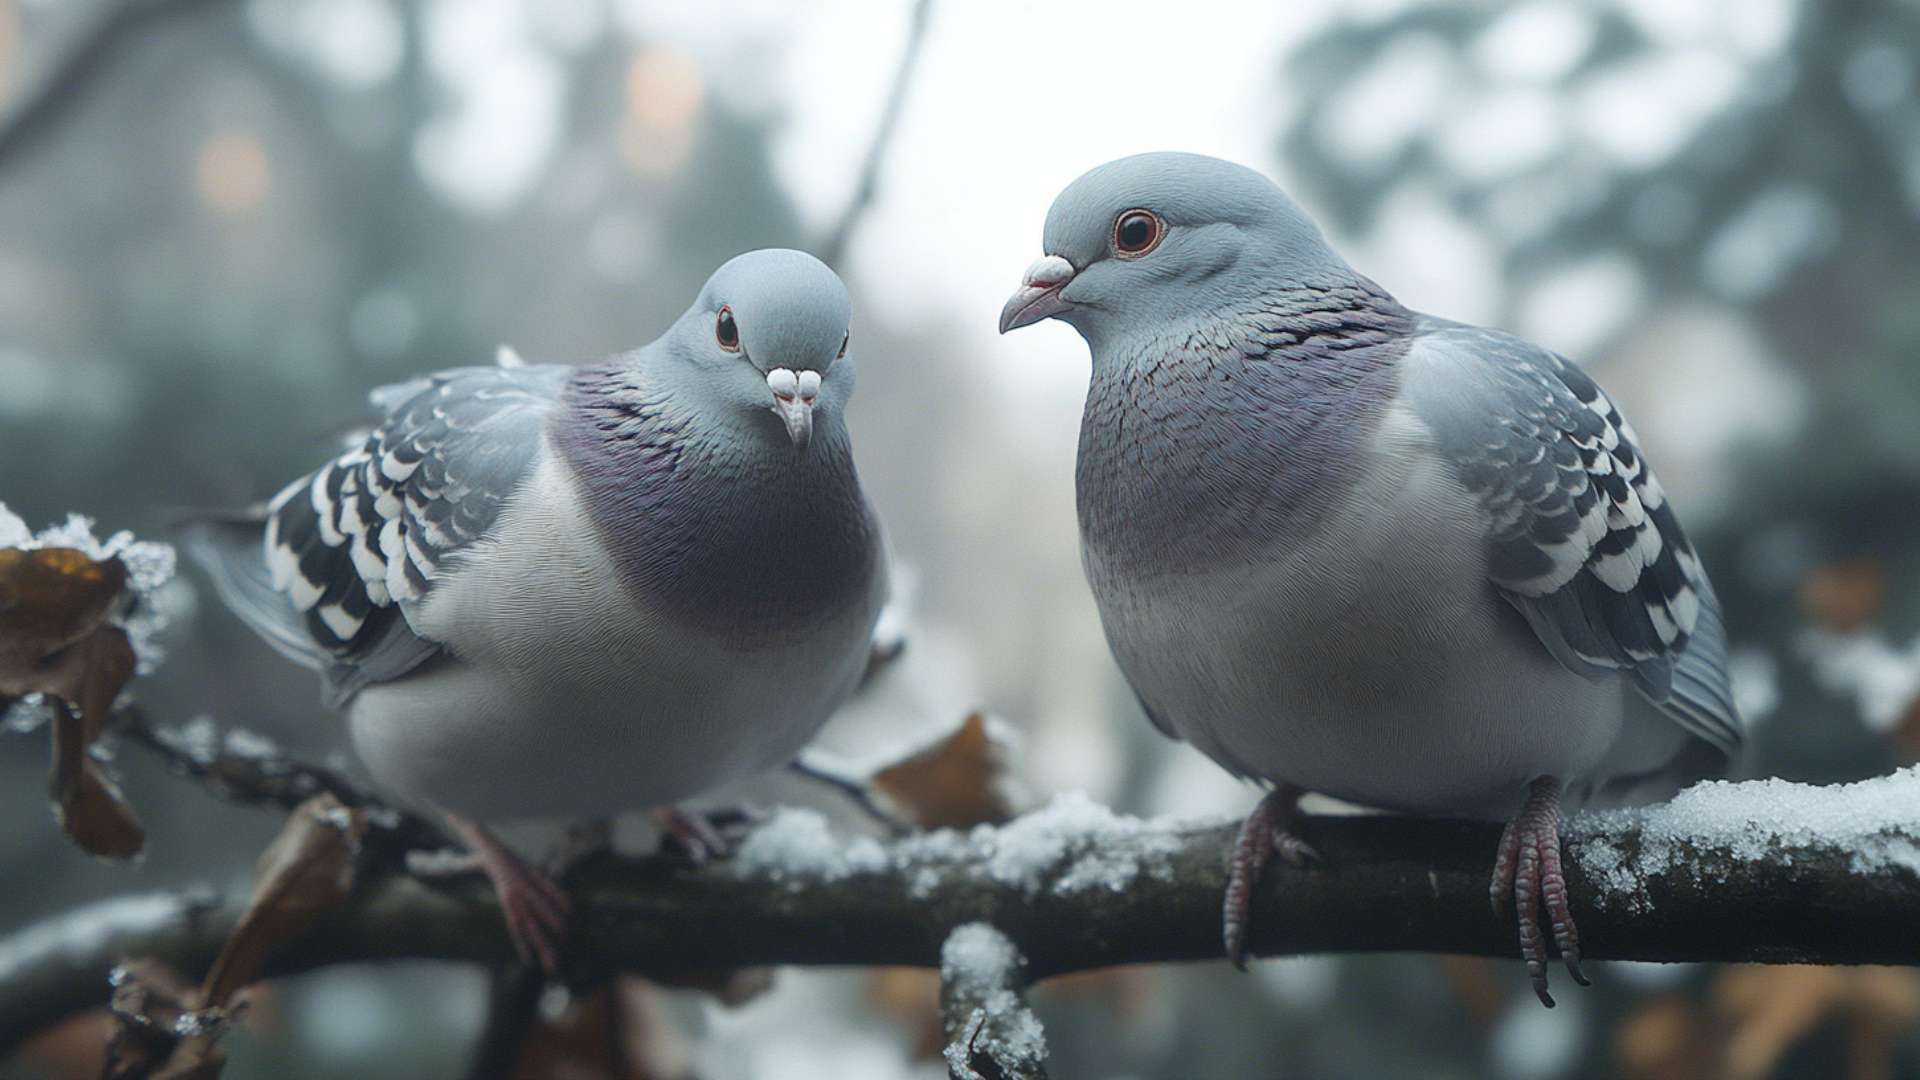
[999,152,1355,347]
[665,248,854,453]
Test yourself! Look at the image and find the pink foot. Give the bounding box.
[444,815,571,975]
[1490,776,1589,1007]
[1223,785,1319,969]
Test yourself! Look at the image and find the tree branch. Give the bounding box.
[814,0,934,267]
[940,923,1048,1080]
[5,780,1918,1054]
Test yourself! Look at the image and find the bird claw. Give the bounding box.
[654,805,757,864]
[443,815,572,976]
[1223,786,1313,970]
[1491,776,1584,1007]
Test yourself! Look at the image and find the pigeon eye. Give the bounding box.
[837,332,849,359]
[715,306,740,351]
[1112,209,1164,258]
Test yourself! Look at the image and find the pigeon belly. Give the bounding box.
[1089,403,1625,820]
[345,450,884,823]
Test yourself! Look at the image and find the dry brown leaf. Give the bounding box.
[103,797,368,1079]
[1714,964,1920,1080]
[0,547,129,662]
[1613,994,1718,1080]
[104,960,201,1080]
[199,794,368,1008]
[21,1007,116,1080]
[1798,559,1886,634]
[1893,696,1920,765]
[0,547,145,857]
[870,713,1021,829]
[866,967,945,1060]
[514,977,697,1080]
[1437,956,1506,1028]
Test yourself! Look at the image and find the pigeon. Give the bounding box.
[186,248,888,972]
[1000,153,1743,1006]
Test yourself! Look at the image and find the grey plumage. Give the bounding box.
[187,248,887,824]
[1003,153,1743,1001]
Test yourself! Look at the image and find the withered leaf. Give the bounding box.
[0,547,128,665]
[1797,558,1886,634]
[199,794,368,1009]
[1714,964,1920,1080]
[0,547,145,857]
[513,978,697,1080]
[870,713,1021,829]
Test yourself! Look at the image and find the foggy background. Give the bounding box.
[4,0,1919,1076]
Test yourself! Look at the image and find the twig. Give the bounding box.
[787,752,913,836]
[940,923,1048,1080]
[112,705,449,858]
[815,0,935,266]
[463,963,547,1080]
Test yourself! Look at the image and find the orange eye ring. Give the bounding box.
[1112,209,1164,258]
[715,306,740,351]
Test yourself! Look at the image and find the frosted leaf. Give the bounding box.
[1570,767,1920,912]
[0,502,180,673]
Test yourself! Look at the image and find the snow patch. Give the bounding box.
[732,808,887,883]
[1570,767,1920,912]
[733,793,1192,897]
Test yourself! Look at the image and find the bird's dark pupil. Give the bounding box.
[1120,216,1151,249]
[718,313,736,344]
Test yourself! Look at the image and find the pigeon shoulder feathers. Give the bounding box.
[254,363,571,705]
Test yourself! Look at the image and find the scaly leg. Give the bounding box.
[1223,784,1320,969]
[442,814,571,976]
[1490,776,1589,1007]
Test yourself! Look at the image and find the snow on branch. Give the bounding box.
[940,923,1048,1080]
[3,763,1919,1055]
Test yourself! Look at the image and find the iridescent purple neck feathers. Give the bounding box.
[557,360,879,644]
[1076,281,1415,579]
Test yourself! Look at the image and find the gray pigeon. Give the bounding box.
[1000,153,1742,1006]
[187,249,888,972]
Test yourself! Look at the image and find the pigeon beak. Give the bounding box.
[766,367,819,453]
[998,255,1077,334]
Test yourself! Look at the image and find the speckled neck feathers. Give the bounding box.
[1077,280,1416,580]
[557,360,879,644]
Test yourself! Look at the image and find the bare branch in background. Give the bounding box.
[0,0,231,170]
[815,0,935,267]
[462,964,547,1080]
